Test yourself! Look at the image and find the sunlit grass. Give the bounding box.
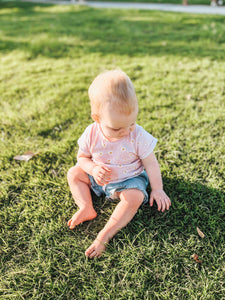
[0,2,224,299]
[87,0,220,4]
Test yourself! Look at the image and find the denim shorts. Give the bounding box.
[88,171,149,204]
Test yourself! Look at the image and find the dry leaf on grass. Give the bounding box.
[14,151,39,162]
[185,94,192,101]
[197,227,205,238]
[192,253,202,263]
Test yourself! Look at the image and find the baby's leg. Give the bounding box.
[85,189,144,258]
[67,166,97,229]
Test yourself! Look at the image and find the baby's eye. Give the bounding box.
[112,128,121,132]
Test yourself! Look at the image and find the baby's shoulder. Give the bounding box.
[131,124,156,142]
[132,124,148,137]
[83,122,100,135]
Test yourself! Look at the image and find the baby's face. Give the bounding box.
[99,104,138,141]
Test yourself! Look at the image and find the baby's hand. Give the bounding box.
[92,165,111,186]
[150,189,171,212]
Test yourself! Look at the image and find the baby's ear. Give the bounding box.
[91,114,100,123]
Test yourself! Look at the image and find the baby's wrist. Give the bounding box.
[90,164,97,176]
[151,187,163,191]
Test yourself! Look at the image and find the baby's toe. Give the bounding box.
[68,218,76,229]
[85,245,95,257]
[85,240,106,258]
[89,250,98,258]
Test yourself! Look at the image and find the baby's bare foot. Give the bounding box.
[85,239,106,258]
[67,208,97,229]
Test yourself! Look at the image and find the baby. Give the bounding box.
[67,69,171,258]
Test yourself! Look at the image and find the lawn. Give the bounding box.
[0,1,225,299]
[46,0,223,5]
[88,0,215,5]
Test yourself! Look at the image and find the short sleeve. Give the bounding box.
[77,124,93,156]
[135,126,157,159]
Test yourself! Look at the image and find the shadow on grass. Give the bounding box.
[2,148,224,247]
[2,145,224,243]
[71,175,224,249]
[0,1,225,60]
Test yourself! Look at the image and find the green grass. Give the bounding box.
[45,0,221,6]
[32,0,224,5]
[88,0,214,5]
[0,1,225,299]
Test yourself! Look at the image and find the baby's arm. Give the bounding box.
[142,152,171,212]
[77,150,111,186]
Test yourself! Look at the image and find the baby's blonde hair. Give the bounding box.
[88,69,137,116]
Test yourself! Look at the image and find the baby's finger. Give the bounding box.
[96,180,104,186]
[157,199,162,211]
[161,199,166,212]
[103,166,111,172]
[99,169,111,177]
[99,174,110,182]
[98,173,111,182]
[96,177,109,186]
[150,194,154,206]
[165,197,171,210]
[101,173,111,181]
[102,173,111,180]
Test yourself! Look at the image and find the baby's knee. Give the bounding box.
[67,165,81,181]
[120,189,144,206]
[67,165,90,185]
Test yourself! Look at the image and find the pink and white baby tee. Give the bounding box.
[78,122,157,183]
